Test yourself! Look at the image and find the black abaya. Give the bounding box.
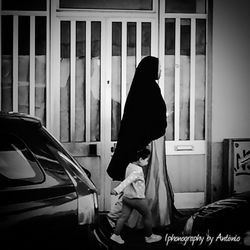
[107,56,167,181]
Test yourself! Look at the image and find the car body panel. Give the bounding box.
[183,192,250,249]
[0,188,77,231]
[0,112,109,249]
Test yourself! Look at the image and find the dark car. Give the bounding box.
[183,191,250,249]
[0,112,109,250]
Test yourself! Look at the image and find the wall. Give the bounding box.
[211,0,250,201]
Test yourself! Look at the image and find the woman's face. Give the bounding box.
[157,61,161,80]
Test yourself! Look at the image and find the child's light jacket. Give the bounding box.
[114,163,145,199]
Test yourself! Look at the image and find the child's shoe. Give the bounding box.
[110,234,125,244]
[145,233,162,243]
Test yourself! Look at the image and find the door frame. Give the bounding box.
[104,17,159,210]
[158,0,208,208]
[50,0,209,210]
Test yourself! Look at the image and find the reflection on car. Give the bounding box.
[183,191,250,249]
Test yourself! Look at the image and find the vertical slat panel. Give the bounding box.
[174,18,180,141]
[50,0,60,138]
[100,19,106,211]
[46,0,50,129]
[13,15,18,112]
[151,19,158,57]
[100,20,106,143]
[136,21,141,66]
[190,18,196,140]
[85,21,91,142]
[121,21,127,116]
[104,19,112,210]
[30,16,35,116]
[70,20,76,141]
[0,9,2,110]
[159,1,165,94]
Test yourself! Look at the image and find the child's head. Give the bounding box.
[130,148,150,167]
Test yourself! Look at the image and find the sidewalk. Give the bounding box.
[98,210,193,250]
[97,192,250,250]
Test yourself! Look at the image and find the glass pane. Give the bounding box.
[164,19,175,140]
[127,22,136,95]
[196,0,207,13]
[35,16,46,126]
[60,21,70,142]
[0,142,35,179]
[165,0,206,13]
[141,22,151,57]
[195,19,206,140]
[0,133,44,186]
[18,16,30,114]
[20,128,71,183]
[2,0,46,11]
[75,21,86,142]
[180,19,191,140]
[111,22,122,141]
[1,16,13,111]
[90,22,101,142]
[60,0,152,10]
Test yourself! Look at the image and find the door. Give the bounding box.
[105,18,158,209]
[159,0,208,208]
[51,14,157,211]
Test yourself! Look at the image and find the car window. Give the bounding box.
[15,126,74,184]
[0,133,44,187]
[37,129,96,190]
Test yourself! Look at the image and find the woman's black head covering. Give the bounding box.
[131,56,159,84]
[107,56,167,180]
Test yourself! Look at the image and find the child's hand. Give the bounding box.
[111,190,118,195]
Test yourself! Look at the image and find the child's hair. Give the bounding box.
[129,148,150,162]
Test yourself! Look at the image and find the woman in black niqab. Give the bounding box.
[107,56,167,181]
[107,56,177,228]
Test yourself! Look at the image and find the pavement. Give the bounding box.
[97,209,249,250]
[98,210,193,250]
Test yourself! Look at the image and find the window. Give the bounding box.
[164,17,206,141]
[165,0,206,13]
[24,127,92,185]
[60,0,153,10]
[2,0,46,11]
[110,21,153,141]
[60,21,101,142]
[1,15,47,125]
[0,134,44,187]
[1,16,13,111]
[17,128,72,181]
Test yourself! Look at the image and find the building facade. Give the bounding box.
[1,0,250,211]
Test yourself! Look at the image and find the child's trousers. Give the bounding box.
[114,197,152,236]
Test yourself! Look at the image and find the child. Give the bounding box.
[110,148,162,244]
